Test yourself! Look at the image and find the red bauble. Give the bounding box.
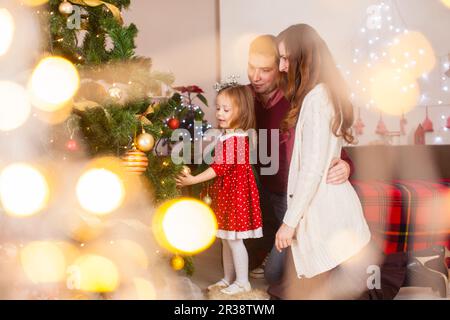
[66,139,78,151]
[168,118,180,129]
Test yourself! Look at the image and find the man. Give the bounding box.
[245,35,354,281]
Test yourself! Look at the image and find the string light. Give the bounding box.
[346,1,449,109]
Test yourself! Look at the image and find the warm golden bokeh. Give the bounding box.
[86,238,149,273]
[441,0,450,8]
[20,241,66,284]
[34,102,73,125]
[54,241,81,265]
[113,239,149,269]
[66,211,105,243]
[70,254,120,293]
[21,0,49,6]
[0,8,14,56]
[0,81,31,131]
[29,56,80,112]
[76,168,125,216]
[370,66,420,115]
[152,198,217,255]
[0,163,49,217]
[132,277,157,300]
[388,31,436,78]
[327,229,365,263]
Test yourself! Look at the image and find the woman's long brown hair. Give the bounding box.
[277,24,355,144]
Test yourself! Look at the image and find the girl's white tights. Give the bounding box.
[222,239,249,285]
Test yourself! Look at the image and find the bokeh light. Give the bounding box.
[370,66,420,115]
[0,163,49,217]
[388,31,436,78]
[441,0,450,8]
[132,277,157,300]
[0,81,31,131]
[21,0,49,6]
[29,56,80,112]
[20,241,66,284]
[70,254,119,293]
[76,168,125,215]
[86,238,149,274]
[66,211,104,243]
[0,8,14,56]
[153,198,217,255]
[54,241,80,265]
[113,239,149,269]
[35,102,73,125]
[327,229,366,263]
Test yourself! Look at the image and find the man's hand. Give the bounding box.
[326,158,350,185]
[275,223,296,252]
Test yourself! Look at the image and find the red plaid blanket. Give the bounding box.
[351,179,450,266]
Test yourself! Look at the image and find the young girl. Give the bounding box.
[176,85,263,295]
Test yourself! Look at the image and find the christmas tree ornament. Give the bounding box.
[168,117,180,130]
[143,104,155,116]
[446,116,450,129]
[122,145,148,175]
[136,131,155,152]
[422,106,434,132]
[414,124,425,145]
[202,194,212,206]
[181,165,191,175]
[170,255,185,271]
[65,116,79,152]
[59,1,74,15]
[375,114,388,135]
[66,138,78,151]
[136,114,152,126]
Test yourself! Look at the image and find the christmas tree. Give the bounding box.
[0,1,218,299]
[39,0,211,203]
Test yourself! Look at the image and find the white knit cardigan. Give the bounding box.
[284,83,371,279]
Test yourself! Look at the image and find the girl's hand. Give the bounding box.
[175,172,196,187]
[275,223,296,252]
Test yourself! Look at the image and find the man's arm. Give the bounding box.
[341,148,354,178]
[326,148,354,184]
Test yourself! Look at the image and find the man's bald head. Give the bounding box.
[249,35,279,64]
[248,35,280,96]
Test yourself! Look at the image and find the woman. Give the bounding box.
[268,24,449,300]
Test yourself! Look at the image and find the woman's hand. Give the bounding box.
[275,223,296,252]
[175,172,196,187]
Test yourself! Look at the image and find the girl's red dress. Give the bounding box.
[208,132,263,240]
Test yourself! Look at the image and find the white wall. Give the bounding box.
[123,0,220,125]
[219,0,450,145]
